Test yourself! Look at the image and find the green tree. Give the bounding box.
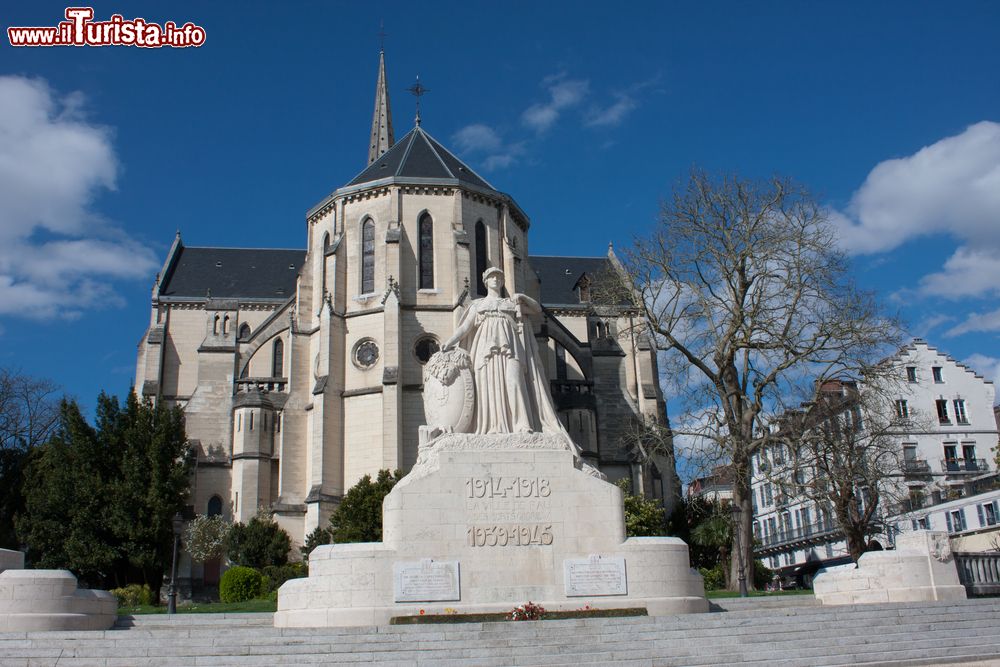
[17,392,190,590]
[16,400,120,585]
[105,392,191,587]
[329,469,403,543]
[616,479,667,537]
[226,511,291,568]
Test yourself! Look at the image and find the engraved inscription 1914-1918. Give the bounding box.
[465,476,551,499]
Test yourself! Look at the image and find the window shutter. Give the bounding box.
[958,508,967,531]
[978,504,986,527]
[945,512,953,533]
[993,501,999,521]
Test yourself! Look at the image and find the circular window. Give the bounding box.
[353,338,380,369]
[414,336,440,364]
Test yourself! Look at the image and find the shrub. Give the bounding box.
[110,583,153,608]
[219,565,266,603]
[615,479,667,537]
[753,559,773,590]
[698,564,726,591]
[261,562,307,593]
[225,510,291,569]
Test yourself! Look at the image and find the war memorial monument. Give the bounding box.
[275,267,708,626]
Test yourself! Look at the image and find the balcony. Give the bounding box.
[941,458,988,474]
[902,459,931,475]
[236,377,288,393]
[754,519,842,555]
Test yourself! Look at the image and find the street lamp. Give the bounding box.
[167,512,183,614]
[730,503,749,598]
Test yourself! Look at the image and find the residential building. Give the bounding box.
[751,339,999,584]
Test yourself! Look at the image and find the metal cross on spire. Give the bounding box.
[407,76,429,126]
[377,20,387,52]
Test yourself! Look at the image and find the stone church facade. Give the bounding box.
[133,51,680,551]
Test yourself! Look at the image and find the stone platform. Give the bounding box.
[275,433,706,627]
[813,530,967,606]
[0,569,117,632]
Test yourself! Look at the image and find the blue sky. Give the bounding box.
[2,1,999,415]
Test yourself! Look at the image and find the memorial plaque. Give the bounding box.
[393,559,461,602]
[564,555,627,596]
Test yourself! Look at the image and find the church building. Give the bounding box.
[133,51,680,556]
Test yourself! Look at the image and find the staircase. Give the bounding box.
[2,597,1000,666]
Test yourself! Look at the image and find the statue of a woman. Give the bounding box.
[441,268,565,435]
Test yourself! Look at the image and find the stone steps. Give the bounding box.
[1,599,998,666]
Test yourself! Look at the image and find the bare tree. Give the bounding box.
[765,375,917,563]
[0,368,61,452]
[0,368,61,548]
[596,170,900,589]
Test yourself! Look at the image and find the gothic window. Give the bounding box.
[207,495,223,517]
[475,220,487,296]
[361,218,375,294]
[238,323,251,341]
[323,232,331,252]
[223,315,230,334]
[213,315,220,335]
[419,213,434,289]
[272,338,284,377]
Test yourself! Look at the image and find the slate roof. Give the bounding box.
[529,255,613,306]
[159,246,306,300]
[346,126,495,192]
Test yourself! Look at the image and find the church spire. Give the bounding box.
[367,49,395,165]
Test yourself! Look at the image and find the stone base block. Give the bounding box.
[0,549,24,573]
[0,570,117,631]
[814,530,968,606]
[276,434,707,627]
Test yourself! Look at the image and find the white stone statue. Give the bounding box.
[437,267,566,436]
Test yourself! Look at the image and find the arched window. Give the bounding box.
[323,232,331,251]
[361,218,375,294]
[475,220,487,296]
[213,314,220,335]
[207,496,223,517]
[419,213,434,289]
[272,338,284,377]
[238,323,251,341]
[223,315,230,334]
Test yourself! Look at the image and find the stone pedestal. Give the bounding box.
[276,433,706,627]
[0,549,24,574]
[813,530,967,605]
[0,569,117,631]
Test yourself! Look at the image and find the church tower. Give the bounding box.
[367,50,394,165]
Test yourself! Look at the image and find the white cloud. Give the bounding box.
[963,353,1000,384]
[0,75,157,320]
[946,307,1000,337]
[917,247,1000,300]
[585,93,638,128]
[522,75,589,133]
[451,123,525,172]
[833,121,1000,256]
[451,124,502,153]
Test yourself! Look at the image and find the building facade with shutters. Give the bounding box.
[133,51,680,561]
[750,339,999,584]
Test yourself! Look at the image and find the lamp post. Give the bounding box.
[167,512,183,614]
[730,503,749,598]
